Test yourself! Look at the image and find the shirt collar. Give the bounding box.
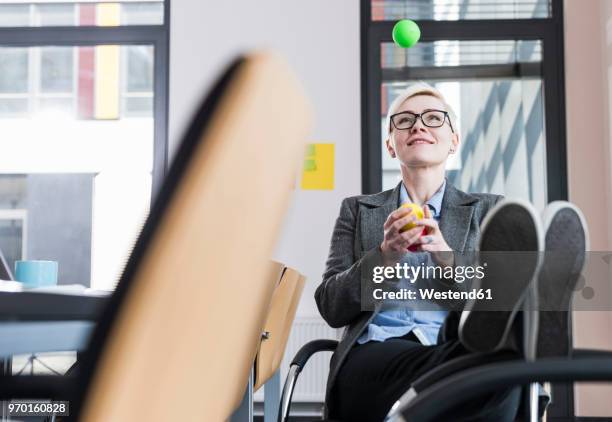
[399,179,446,218]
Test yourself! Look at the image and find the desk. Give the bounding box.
[0,291,108,357]
[0,291,108,421]
[0,291,266,421]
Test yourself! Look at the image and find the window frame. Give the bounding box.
[0,1,170,198]
[360,0,567,203]
[361,0,572,418]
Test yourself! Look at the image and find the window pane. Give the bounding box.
[121,3,164,25]
[0,45,153,120]
[0,98,29,117]
[382,79,547,209]
[41,47,74,93]
[381,38,548,209]
[126,46,154,92]
[0,48,28,93]
[0,175,26,273]
[0,5,30,26]
[123,97,153,117]
[38,97,74,115]
[0,2,164,27]
[35,4,75,26]
[0,219,24,273]
[0,44,155,291]
[372,0,551,21]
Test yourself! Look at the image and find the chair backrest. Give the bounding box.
[76,52,312,421]
[254,267,306,391]
[267,261,287,292]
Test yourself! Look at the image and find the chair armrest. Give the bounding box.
[290,339,338,368]
[394,357,612,422]
[279,339,338,422]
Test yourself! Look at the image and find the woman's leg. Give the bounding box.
[329,332,520,422]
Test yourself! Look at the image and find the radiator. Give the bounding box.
[254,316,341,402]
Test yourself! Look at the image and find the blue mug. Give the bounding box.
[14,260,58,289]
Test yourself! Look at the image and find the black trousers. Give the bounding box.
[329,330,521,422]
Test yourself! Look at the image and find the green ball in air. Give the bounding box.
[392,19,421,48]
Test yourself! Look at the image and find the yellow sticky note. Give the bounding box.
[301,143,334,190]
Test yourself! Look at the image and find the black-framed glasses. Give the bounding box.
[390,110,454,133]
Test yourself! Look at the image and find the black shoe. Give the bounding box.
[459,199,543,352]
[537,201,588,358]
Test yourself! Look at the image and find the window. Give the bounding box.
[361,0,570,416]
[0,1,169,290]
[123,45,154,116]
[361,0,567,207]
[379,39,548,208]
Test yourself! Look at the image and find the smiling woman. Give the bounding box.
[315,82,517,421]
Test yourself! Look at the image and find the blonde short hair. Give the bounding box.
[385,82,458,139]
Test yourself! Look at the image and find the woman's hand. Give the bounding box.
[414,206,454,266]
[380,207,425,254]
[414,205,451,251]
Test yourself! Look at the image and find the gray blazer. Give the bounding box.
[315,181,502,401]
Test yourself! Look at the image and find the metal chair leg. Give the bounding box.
[278,364,300,422]
[523,285,540,422]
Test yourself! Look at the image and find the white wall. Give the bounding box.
[169,0,361,317]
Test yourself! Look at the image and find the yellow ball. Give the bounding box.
[399,203,424,232]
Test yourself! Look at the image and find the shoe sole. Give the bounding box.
[537,201,588,357]
[459,199,544,352]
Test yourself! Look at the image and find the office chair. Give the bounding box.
[279,301,612,422]
[255,266,306,391]
[0,51,313,421]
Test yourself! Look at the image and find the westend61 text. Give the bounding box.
[372,288,493,301]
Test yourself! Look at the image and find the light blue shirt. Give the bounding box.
[357,180,448,346]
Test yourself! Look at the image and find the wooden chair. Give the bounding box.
[254,266,306,391]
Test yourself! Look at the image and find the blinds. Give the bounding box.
[382,39,542,69]
[371,0,551,21]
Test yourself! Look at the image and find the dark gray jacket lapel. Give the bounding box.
[439,183,478,252]
[357,184,401,253]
